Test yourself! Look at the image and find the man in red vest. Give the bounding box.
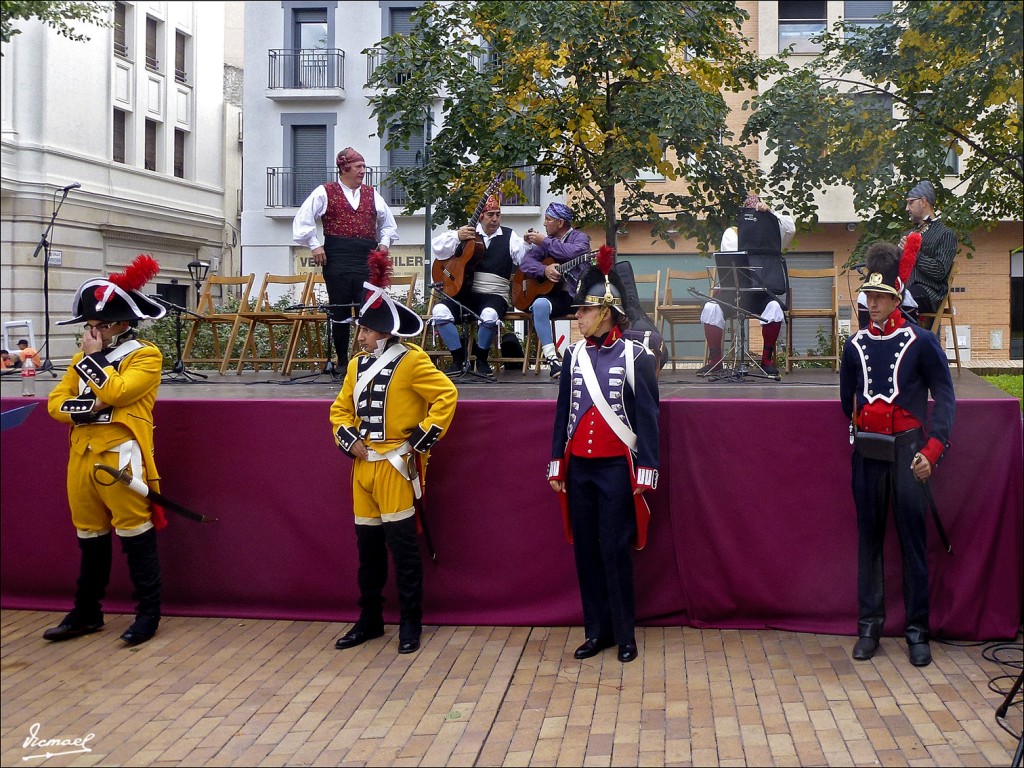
[293,148,399,373]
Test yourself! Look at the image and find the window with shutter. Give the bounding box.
[385,125,423,206]
[778,0,826,53]
[114,3,127,58]
[113,109,126,164]
[292,125,328,207]
[145,119,158,172]
[146,16,159,71]
[843,0,892,25]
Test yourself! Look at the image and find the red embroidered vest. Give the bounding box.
[322,183,377,241]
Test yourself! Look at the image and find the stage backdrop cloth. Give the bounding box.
[1,395,1020,640]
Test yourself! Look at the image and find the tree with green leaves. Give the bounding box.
[0,1,110,49]
[368,0,782,249]
[743,0,1023,259]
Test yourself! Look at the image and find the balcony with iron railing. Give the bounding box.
[266,166,541,210]
[266,49,345,99]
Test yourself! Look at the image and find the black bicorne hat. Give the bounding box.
[58,254,166,325]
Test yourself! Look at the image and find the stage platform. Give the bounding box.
[2,365,1021,642]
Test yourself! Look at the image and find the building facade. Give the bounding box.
[240,0,551,304]
[0,1,231,364]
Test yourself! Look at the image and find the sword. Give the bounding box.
[92,463,217,523]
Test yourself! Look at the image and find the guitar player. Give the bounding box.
[429,195,528,377]
[520,202,593,379]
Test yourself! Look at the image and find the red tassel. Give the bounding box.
[109,254,160,291]
[367,249,393,289]
[900,232,921,287]
[596,245,616,275]
[151,503,168,531]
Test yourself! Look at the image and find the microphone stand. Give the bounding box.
[277,302,360,385]
[149,295,207,383]
[428,284,495,383]
[31,186,76,377]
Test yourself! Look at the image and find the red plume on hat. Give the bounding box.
[596,245,615,275]
[899,232,921,289]
[366,249,393,308]
[108,254,160,292]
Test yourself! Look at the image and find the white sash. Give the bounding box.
[571,339,638,451]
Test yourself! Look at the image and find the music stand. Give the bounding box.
[150,295,208,383]
[428,285,494,384]
[688,250,780,382]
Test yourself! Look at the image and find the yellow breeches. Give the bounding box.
[351,458,415,525]
[67,444,153,534]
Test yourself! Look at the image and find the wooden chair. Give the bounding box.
[182,274,255,371]
[491,310,534,374]
[658,268,712,369]
[233,273,313,374]
[282,275,328,375]
[918,262,961,373]
[633,271,662,328]
[786,267,840,372]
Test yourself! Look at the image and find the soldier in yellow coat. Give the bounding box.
[45,255,168,646]
[330,253,458,655]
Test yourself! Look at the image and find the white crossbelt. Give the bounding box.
[364,440,422,499]
[571,339,638,451]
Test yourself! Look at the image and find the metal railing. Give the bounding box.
[365,48,411,86]
[266,166,409,208]
[266,165,541,209]
[268,49,345,90]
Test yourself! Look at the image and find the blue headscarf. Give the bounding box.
[545,202,574,223]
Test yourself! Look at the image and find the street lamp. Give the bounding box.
[187,259,210,296]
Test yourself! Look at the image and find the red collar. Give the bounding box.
[585,325,622,347]
[868,309,906,336]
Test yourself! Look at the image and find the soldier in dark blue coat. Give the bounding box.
[840,242,955,668]
[547,250,660,664]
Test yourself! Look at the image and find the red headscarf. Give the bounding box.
[336,147,365,171]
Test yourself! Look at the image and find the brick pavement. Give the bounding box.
[1,610,1019,766]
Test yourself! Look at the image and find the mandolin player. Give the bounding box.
[429,195,528,377]
[856,180,958,328]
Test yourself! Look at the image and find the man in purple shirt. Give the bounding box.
[521,203,592,378]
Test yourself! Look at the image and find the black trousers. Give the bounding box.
[567,455,637,646]
[851,437,930,644]
[323,236,375,363]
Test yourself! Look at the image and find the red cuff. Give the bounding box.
[547,459,564,482]
[919,437,946,467]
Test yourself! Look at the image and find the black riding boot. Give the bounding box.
[385,516,423,653]
[119,528,162,645]
[43,533,112,641]
[354,524,388,632]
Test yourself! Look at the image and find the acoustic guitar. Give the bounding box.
[431,174,504,297]
[511,248,598,311]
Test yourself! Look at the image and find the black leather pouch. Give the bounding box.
[854,432,897,462]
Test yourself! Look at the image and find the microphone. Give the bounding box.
[61,182,81,192]
[429,281,446,290]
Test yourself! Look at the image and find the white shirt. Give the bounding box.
[292,182,399,251]
[430,224,527,265]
